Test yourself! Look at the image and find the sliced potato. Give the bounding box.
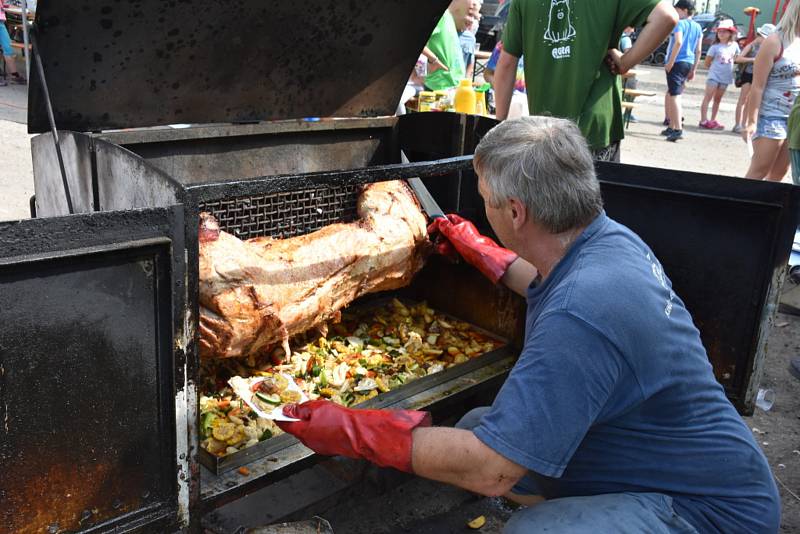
[467,515,486,529]
[212,419,236,441]
[280,390,302,404]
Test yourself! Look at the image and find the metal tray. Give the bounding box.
[198,298,509,475]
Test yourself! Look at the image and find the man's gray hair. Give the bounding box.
[474,116,603,234]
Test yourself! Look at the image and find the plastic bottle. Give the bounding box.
[454,79,476,114]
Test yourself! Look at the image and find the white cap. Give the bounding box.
[757,23,777,37]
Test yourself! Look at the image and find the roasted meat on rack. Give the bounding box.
[198,180,429,360]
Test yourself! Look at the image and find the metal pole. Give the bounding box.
[21,0,29,80]
[30,32,73,215]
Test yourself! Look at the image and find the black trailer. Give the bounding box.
[1,1,799,532]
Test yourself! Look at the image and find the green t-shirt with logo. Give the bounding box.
[425,11,466,91]
[788,98,800,150]
[503,0,659,149]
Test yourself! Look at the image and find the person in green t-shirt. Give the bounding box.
[424,0,480,91]
[492,0,677,160]
[788,98,800,185]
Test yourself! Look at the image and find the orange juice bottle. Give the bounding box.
[453,79,476,114]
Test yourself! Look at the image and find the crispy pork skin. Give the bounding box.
[198,180,429,360]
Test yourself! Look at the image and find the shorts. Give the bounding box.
[0,23,12,57]
[754,116,789,140]
[706,79,729,90]
[740,71,753,85]
[666,62,692,96]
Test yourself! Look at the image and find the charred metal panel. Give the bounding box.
[596,163,800,413]
[0,208,186,533]
[186,157,474,205]
[93,138,184,211]
[31,131,95,216]
[122,128,393,186]
[28,0,450,132]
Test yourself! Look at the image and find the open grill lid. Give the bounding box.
[28,0,449,134]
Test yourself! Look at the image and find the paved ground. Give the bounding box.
[3,66,800,532]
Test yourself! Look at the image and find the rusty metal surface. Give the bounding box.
[93,137,185,211]
[0,208,185,533]
[31,131,95,217]
[28,0,450,133]
[126,127,393,186]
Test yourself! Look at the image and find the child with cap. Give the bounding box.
[699,19,740,130]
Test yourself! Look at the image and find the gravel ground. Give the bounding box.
[2,66,799,532]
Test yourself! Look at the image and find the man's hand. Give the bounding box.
[664,61,674,74]
[428,214,518,284]
[277,400,431,473]
[428,55,449,73]
[605,48,628,75]
[688,67,696,81]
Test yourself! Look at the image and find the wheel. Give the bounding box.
[654,51,666,65]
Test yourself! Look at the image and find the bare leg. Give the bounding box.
[745,138,783,179]
[736,84,751,126]
[667,94,682,130]
[711,87,726,122]
[700,84,715,123]
[3,55,17,76]
[766,140,790,181]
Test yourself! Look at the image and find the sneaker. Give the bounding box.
[699,120,713,129]
[732,124,742,134]
[666,129,684,142]
[710,120,725,130]
[0,77,7,87]
[9,73,26,85]
[663,117,670,126]
[661,127,675,136]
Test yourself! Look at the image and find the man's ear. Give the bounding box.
[508,197,527,230]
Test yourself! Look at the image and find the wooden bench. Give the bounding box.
[624,88,657,98]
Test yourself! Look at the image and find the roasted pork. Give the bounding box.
[198,180,429,360]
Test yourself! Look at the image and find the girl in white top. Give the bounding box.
[743,1,800,180]
[699,20,739,130]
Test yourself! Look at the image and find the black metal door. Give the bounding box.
[0,207,188,533]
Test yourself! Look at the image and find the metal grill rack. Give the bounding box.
[199,184,360,240]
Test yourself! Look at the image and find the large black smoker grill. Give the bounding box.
[2,1,799,532]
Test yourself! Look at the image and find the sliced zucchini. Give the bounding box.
[255,391,281,405]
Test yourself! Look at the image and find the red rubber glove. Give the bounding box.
[427,214,518,284]
[277,400,432,473]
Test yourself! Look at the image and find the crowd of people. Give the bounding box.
[404,0,800,185]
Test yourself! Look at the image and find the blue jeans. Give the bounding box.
[456,408,699,534]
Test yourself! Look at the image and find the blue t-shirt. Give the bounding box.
[474,213,780,534]
[666,18,703,65]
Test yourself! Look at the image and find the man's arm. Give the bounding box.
[422,46,449,73]
[501,257,538,297]
[614,1,678,74]
[689,32,702,79]
[412,426,528,496]
[665,31,682,73]
[493,50,520,120]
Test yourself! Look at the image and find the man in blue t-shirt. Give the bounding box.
[275,117,780,533]
[663,0,703,141]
